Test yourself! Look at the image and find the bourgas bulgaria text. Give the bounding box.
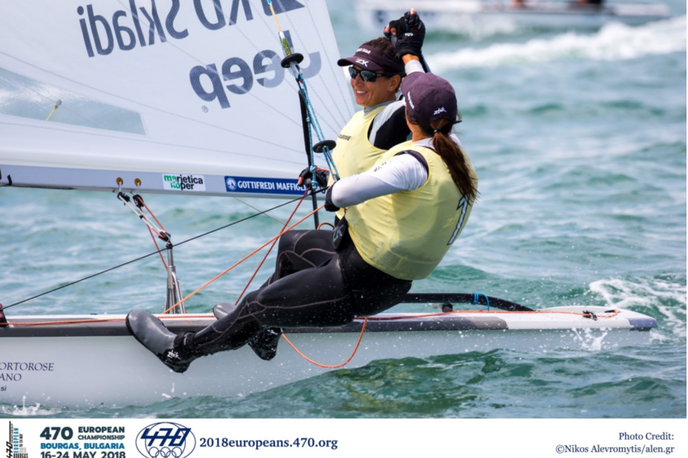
[76,0,321,109]
[556,431,676,455]
[39,427,125,458]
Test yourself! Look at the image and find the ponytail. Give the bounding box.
[425,119,478,203]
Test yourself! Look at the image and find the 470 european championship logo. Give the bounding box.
[135,423,196,458]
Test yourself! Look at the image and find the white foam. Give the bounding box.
[0,396,60,416]
[427,16,687,70]
[589,276,686,339]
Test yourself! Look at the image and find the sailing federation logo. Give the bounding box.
[135,422,196,458]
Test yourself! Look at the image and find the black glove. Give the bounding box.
[384,10,425,59]
[324,185,340,212]
[297,167,329,190]
[383,17,406,40]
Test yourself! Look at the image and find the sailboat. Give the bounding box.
[0,0,657,408]
[356,0,674,34]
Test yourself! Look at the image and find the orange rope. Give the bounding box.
[281,318,369,368]
[234,192,307,305]
[141,200,166,231]
[159,203,325,314]
[147,225,168,269]
[6,308,621,327]
[364,309,621,320]
[7,313,216,326]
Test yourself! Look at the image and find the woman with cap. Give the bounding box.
[299,8,427,190]
[126,72,478,373]
[232,9,430,358]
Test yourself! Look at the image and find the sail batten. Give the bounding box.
[0,0,353,197]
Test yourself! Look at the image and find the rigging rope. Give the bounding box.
[233,192,308,306]
[4,309,623,328]
[282,318,369,369]
[265,0,338,185]
[160,201,325,314]
[1,192,321,310]
[45,99,62,121]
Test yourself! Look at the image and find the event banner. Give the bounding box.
[2,418,686,457]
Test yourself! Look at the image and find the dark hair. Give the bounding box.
[362,37,400,67]
[418,119,478,203]
[359,38,403,92]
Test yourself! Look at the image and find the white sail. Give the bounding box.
[0,0,353,197]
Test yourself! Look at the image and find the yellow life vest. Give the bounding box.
[329,106,386,220]
[346,143,477,280]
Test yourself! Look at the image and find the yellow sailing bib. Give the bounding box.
[346,143,477,280]
[332,106,387,178]
[329,106,386,219]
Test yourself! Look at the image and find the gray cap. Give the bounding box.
[402,73,459,128]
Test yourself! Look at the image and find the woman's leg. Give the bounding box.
[127,232,411,372]
[264,229,335,285]
[214,229,336,359]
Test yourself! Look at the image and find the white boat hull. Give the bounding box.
[356,1,673,33]
[0,306,656,407]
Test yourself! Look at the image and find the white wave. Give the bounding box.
[427,15,687,70]
[589,276,686,339]
[437,16,520,41]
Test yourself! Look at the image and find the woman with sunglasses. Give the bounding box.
[230,10,432,359]
[331,9,427,180]
[296,9,427,193]
[126,71,478,374]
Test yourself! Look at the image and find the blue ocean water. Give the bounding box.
[0,0,685,418]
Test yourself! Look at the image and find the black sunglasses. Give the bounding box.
[348,67,398,82]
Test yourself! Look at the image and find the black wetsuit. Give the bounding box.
[189,228,411,354]
[187,101,413,356]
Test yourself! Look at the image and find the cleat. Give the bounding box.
[126,310,195,373]
[213,303,281,361]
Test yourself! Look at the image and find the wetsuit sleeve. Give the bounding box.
[329,153,428,208]
[369,104,411,150]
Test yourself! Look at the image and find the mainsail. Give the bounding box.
[0,0,353,197]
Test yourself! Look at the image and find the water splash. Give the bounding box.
[571,327,611,351]
[428,16,686,70]
[589,276,686,339]
[0,396,59,416]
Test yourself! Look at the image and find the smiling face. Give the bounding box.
[350,66,401,107]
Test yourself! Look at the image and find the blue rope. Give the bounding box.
[472,292,490,311]
[293,70,342,188]
[266,3,339,188]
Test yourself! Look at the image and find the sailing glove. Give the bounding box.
[384,10,426,59]
[324,185,340,212]
[297,167,329,190]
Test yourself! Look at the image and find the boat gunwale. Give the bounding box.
[0,307,657,337]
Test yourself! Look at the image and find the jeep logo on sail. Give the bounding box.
[190,31,321,109]
[162,174,206,192]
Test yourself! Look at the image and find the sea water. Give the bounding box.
[0,0,685,418]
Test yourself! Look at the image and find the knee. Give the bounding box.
[277,230,305,252]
